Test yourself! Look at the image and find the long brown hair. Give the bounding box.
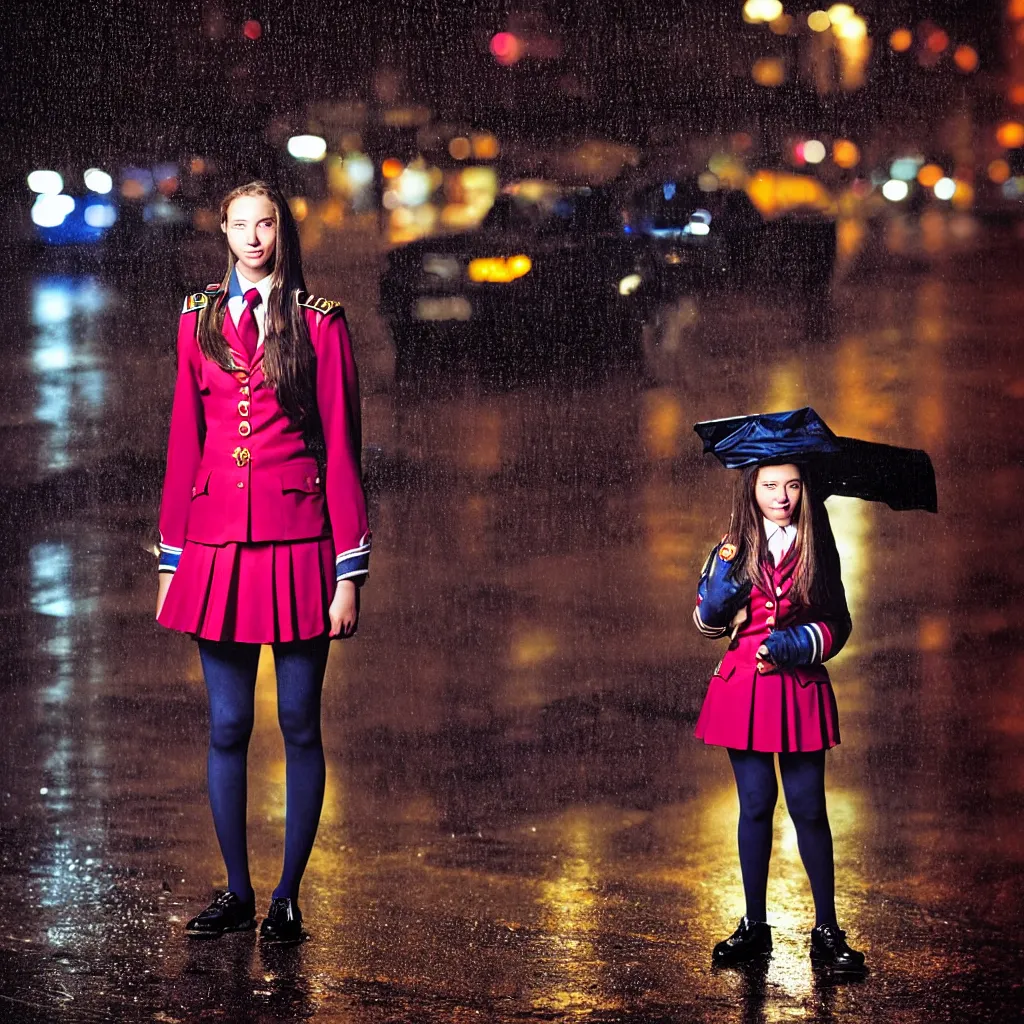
[197,181,318,431]
[724,461,823,607]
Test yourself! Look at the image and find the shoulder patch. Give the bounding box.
[182,284,224,314]
[299,294,344,315]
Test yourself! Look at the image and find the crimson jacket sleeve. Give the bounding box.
[313,309,371,584]
[157,313,206,573]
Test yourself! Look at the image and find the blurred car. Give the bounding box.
[379,180,660,369]
[624,170,838,301]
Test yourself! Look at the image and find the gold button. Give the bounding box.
[240,385,250,396]
[237,481,244,488]
[238,421,251,437]
[766,616,776,626]
[756,661,766,674]
[765,601,774,610]
[238,400,250,417]
[233,446,250,467]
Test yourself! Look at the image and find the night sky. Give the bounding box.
[0,0,1006,171]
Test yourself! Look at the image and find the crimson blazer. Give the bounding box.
[158,287,371,583]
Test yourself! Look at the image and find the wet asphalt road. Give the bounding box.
[0,221,1022,1022]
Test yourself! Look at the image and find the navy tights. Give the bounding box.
[197,636,330,903]
[727,748,837,928]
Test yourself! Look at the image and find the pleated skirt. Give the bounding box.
[694,667,841,753]
[158,539,334,644]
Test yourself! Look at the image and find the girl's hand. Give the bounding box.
[329,580,359,638]
[156,573,173,618]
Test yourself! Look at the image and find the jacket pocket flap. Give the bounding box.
[191,469,212,499]
[280,466,322,493]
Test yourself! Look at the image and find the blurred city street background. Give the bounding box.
[1,1,1023,1021]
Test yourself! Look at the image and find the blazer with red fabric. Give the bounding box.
[158,287,371,584]
[692,519,851,752]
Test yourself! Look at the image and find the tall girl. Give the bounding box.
[156,181,371,944]
[693,461,865,972]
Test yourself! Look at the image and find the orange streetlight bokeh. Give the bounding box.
[996,121,1024,149]
[988,159,1012,184]
[832,139,860,169]
[953,45,979,72]
[889,28,913,52]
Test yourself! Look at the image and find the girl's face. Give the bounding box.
[222,194,277,280]
[755,463,802,526]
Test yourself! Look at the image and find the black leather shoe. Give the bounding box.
[259,897,305,944]
[185,890,256,938]
[810,923,866,973]
[712,916,773,967]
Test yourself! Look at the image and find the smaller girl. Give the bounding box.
[693,460,865,972]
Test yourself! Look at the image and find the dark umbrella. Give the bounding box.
[694,407,938,513]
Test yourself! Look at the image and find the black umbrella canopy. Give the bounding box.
[694,408,938,514]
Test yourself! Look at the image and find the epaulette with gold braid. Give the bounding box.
[298,294,344,315]
[182,283,224,314]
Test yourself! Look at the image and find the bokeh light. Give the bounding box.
[769,14,794,34]
[835,15,867,41]
[31,194,75,227]
[490,32,523,65]
[242,19,261,40]
[917,163,944,188]
[1010,84,1024,105]
[743,0,783,23]
[449,137,472,160]
[882,179,909,202]
[83,202,117,228]
[952,180,974,209]
[827,3,855,25]
[751,57,785,86]
[381,158,403,179]
[953,45,978,72]
[27,170,64,195]
[807,10,831,32]
[890,28,913,51]
[472,133,500,160]
[890,156,923,181]
[988,159,1012,184]
[803,139,827,164]
[1011,0,1024,18]
[286,135,327,162]
[997,121,1024,148]
[342,152,374,187]
[83,168,113,194]
[832,139,860,168]
[933,177,956,201]
[926,28,949,53]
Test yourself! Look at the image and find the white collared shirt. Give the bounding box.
[764,517,797,565]
[227,272,274,348]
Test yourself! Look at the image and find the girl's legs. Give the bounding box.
[271,635,331,901]
[727,748,779,922]
[197,639,262,901]
[778,750,836,928]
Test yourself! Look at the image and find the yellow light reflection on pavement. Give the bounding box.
[529,810,622,1016]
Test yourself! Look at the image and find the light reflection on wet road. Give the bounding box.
[0,232,1022,1022]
